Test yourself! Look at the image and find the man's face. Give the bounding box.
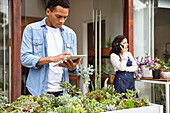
[46,6,69,28]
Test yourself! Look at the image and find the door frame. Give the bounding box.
[11,0,22,102]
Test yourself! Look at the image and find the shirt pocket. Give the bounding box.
[33,39,43,55]
[65,43,73,52]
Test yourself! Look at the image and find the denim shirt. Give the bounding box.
[21,17,78,97]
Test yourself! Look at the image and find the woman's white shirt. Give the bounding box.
[110,52,137,72]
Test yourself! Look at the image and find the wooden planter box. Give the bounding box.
[88,47,111,57]
[102,104,163,113]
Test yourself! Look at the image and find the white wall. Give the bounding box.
[68,0,123,55]
[154,8,170,60]
[22,0,46,17]
[68,0,93,55]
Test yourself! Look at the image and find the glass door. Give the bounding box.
[88,0,123,87]
[0,0,11,101]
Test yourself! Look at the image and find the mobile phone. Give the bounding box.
[116,43,124,51]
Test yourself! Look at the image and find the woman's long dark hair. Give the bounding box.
[110,35,126,55]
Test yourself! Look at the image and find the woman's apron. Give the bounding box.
[113,55,136,95]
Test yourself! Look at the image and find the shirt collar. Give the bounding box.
[40,17,64,32]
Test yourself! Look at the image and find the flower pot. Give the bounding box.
[161,71,170,79]
[152,69,160,79]
[141,65,152,77]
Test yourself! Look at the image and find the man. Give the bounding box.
[21,0,80,97]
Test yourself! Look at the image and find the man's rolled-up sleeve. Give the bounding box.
[21,26,41,69]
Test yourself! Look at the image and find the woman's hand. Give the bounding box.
[120,45,128,53]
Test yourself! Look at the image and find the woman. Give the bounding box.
[110,35,138,95]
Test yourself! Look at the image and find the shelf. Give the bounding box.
[88,47,111,57]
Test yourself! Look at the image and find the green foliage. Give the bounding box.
[0,91,8,112]
[90,73,101,91]
[2,82,150,113]
[8,95,40,112]
[102,78,116,96]
[77,64,94,84]
[56,104,87,113]
[0,91,8,104]
[101,35,112,48]
[84,98,104,113]
[59,81,82,97]
[95,74,101,90]
[36,93,55,111]
[86,90,106,101]
[97,64,114,75]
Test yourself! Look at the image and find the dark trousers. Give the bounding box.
[27,90,63,97]
[47,91,63,97]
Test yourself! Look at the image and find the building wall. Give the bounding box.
[155,8,170,61]
[68,0,123,55]
[21,0,46,17]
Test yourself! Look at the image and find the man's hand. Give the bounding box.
[58,58,81,71]
[51,51,72,63]
[36,51,72,66]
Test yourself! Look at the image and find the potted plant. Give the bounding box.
[146,57,161,79]
[1,82,163,113]
[160,58,170,79]
[77,64,94,94]
[135,53,152,78]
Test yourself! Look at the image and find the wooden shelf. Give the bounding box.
[88,47,111,57]
[141,77,170,82]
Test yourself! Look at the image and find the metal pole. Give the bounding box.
[8,0,11,103]
[95,10,98,75]
[166,82,169,113]
[3,0,6,95]
[99,10,101,88]
[151,0,154,59]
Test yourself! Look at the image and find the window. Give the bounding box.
[0,0,10,100]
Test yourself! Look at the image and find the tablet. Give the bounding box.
[53,55,86,67]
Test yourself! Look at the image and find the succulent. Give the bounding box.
[1,82,150,113]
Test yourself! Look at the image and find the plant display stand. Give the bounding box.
[136,78,170,113]
[102,104,163,113]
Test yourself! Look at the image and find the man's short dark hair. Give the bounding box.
[46,0,70,11]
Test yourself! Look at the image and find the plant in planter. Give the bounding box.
[135,53,167,79]
[156,58,170,79]
[77,64,94,85]
[77,64,94,94]
[146,57,161,79]
[134,53,152,79]
[1,80,154,113]
[0,91,8,112]
[59,81,82,97]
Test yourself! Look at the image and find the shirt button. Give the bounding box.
[119,78,120,80]
[125,74,126,75]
